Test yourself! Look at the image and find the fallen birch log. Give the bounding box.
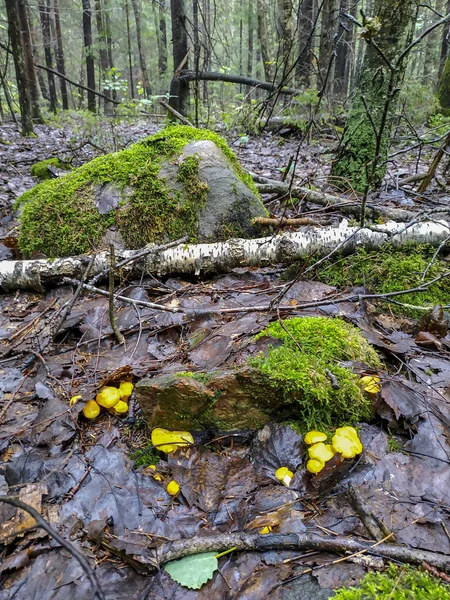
[255,179,416,222]
[1,219,449,291]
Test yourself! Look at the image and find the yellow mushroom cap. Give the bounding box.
[111,400,128,415]
[148,465,157,470]
[83,400,100,420]
[332,427,363,459]
[96,386,121,409]
[260,526,272,534]
[360,375,381,394]
[69,395,82,407]
[151,427,194,453]
[119,382,134,400]
[275,466,294,487]
[304,430,328,445]
[167,480,180,496]
[308,442,335,463]
[306,458,325,474]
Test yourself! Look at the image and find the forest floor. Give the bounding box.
[0,116,450,600]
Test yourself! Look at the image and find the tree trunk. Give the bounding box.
[94,0,113,111]
[39,0,58,112]
[257,0,272,81]
[1,220,448,291]
[318,0,339,93]
[5,0,35,135]
[53,0,68,109]
[17,0,42,122]
[169,0,190,116]
[296,0,315,87]
[28,7,50,101]
[438,0,450,81]
[422,0,443,86]
[157,0,168,76]
[333,0,355,97]
[82,0,96,112]
[131,0,152,97]
[277,0,294,83]
[331,0,420,192]
[247,0,254,78]
[124,0,135,98]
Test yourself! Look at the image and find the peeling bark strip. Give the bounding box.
[152,532,450,572]
[1,220,449,291]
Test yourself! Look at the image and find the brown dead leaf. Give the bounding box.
[0,483,48,544]
[415,331,442,351]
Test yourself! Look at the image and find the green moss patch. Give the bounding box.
[30,158,71,180]
[251,316,381,431]
[303,244,450,317]
[17,125,259,257]
[332,564,450,599]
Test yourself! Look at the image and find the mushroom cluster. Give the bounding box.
[305,427,363,474]
[70,382,134,420]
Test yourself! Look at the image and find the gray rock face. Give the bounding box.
[158,140,267,240]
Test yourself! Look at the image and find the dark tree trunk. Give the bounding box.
[277,0,293,82]
[333,0,355,97]
[124,0,134,98]
[39,0,57,112]
[17,0,42,121]
[5,0,34,134]
[82,0,96,112]
[169,0,190,115]
[296,0,315,86]
[331,0,420,191]
[28,7,50,101]
[257,0,272,81]
[131,0,152,97]
[53,0,68,109]
[94,0,113,111]
[157,0,168,75]
[247,0,254,78]
[438,0,450,81]
[318,0,340,93]
[193,0,200,123]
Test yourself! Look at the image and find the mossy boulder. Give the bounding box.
[17,126,267,258]
[135,317,381,432]
[30,158,71,180]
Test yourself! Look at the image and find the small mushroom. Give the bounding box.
[69,395,82,407]
[275,466,294,486]
[306,458,325,474]
[111,400,128,415]
[360,375,381,394]
[332,426,363,459]
[96,386,121,409]
[260,526,272,534]
[151,427,194,453]
[167,480,180,496]
[119,382,134,400]
[308,442,335,463]
[83,400,100,420]
[304,430,328,445]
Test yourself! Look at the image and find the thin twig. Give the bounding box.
[108,244,125,345]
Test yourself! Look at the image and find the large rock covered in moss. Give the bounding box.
[136,317,382,432]
[17,126,267,258]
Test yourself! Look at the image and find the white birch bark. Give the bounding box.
[1,219,449,291]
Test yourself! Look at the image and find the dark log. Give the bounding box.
[178,69,301,95]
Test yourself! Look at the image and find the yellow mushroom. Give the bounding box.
[69,395,82,407]
[306,458,325,474]
[332,427,363,459]
[361,375,381,394]
[151,427,194,453]
[111,400,128,415]
[119,382,134,400]
[167,480,180,496]
[275,466,294,487]
[308,442,335,463]
[96,386,120,409]
[82,400,100,420]
[304,430,328,445]
[260,526,272,534]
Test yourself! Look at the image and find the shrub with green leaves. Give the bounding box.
[332,564,450,599]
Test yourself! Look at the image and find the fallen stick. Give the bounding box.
[253,216,323,227]
[151,531,450,572]
[1,220,449,291]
